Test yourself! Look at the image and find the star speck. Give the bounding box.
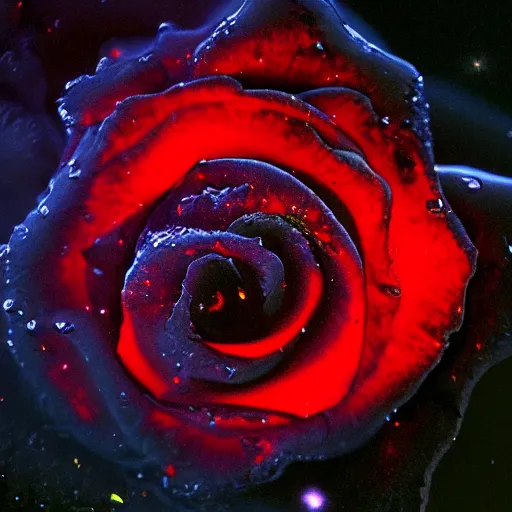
[466,55,487,74]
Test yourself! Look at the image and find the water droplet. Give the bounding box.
[382,285,401,297]
[411,96,418,103]
[225,366,236,380]
[93,268,103,276]
[426,198,445,215]
[6,339,14,348]
[68,163,81,179]
[54,321,75,334]
[3,299,14,312]
[38,205,49,217]
[13,224,28,239]
[97,56,117,72]
[138,54,152,63]
[0,245,9,259]
[119,391,130,407]
[379,116,390,126]
[64,76,86,91]
[461,175,482,191]
[57,105,72,125]
[315,42,325,51]
[506,236,512,255]
[26,320,37,331]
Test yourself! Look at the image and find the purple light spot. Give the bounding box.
[302,488,325,510]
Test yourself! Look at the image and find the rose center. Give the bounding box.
[188,256,271,342]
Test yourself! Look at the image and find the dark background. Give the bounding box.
[0,1,511,511]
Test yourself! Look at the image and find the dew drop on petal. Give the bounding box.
[37,205,49,217]
[461,175,482,191]
[64,76,85,91]
[157,22,172,33]
[58,105,72,125]
[53,321,75,334]
[138,54,152,63]
[119,392,129,407]
[13,224,28,239]
[506,236,512,255]
[26,320,37,331]
[426,198,445,215]
[382,285,401,297]
[68,165,82,179]
[3,299,14,312]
